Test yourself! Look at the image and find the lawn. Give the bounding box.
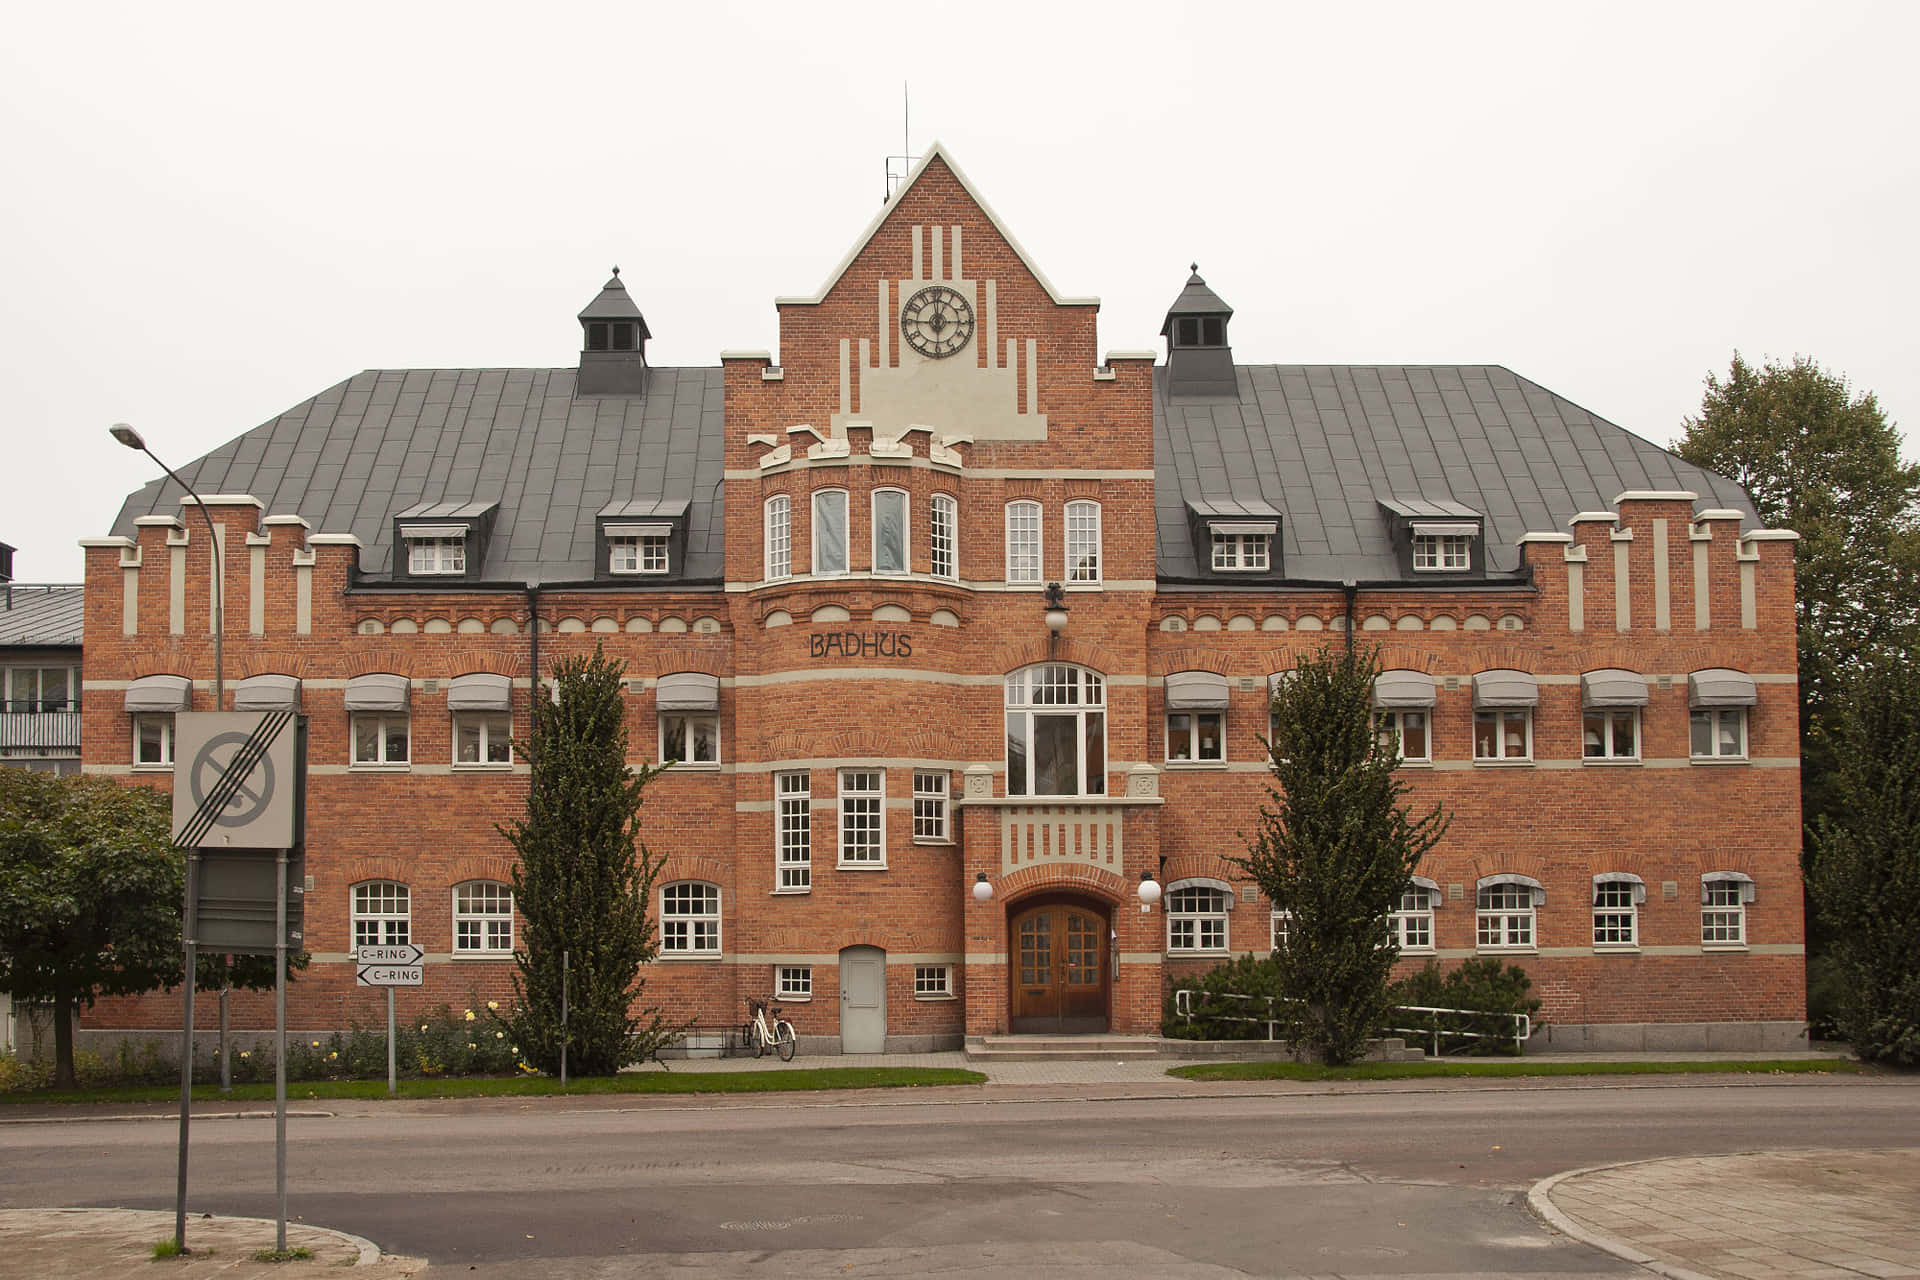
[1167,1058,1860,1082]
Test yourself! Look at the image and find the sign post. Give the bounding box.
[355,944,424,1096]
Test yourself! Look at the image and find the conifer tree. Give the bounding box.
[499,647,675,1075]
[1233,645,1449,1065]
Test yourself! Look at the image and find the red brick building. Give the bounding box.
[80,146,1804,1054]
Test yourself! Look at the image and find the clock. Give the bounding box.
[900,284,976,359]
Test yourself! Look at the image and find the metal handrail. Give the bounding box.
[1172,988,1531,1054]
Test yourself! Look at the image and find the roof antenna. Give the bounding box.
[884,82,912,202]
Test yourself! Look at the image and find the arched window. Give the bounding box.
[1166,879,1231,954]
[661,881,721,955]
[1065,500,1101,584]
[812,489,848,576]
[872,488,909,574]
[352,880,410,949]
[764,494,791,580]
[929,493,958,579]
[1004,664,1106,797]
[453,881,513,954]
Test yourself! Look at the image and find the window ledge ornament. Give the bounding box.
[963,764,995,801]
[1127,764,1160,799]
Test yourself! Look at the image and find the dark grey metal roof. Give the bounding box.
[396,500,497,522]
[0,584,84,647]
[577,271,651,337]
[1378,496,1481,520]
[110,367,727,585]
[1155,364,1756,583]
[1160,268,1233,333]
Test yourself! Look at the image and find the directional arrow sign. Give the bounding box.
[356,965,423,987]
[355,944,424,966]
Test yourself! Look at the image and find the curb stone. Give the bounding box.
[1527,1159,1723,1280]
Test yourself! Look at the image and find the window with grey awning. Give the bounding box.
[1472,670,1538,708]
[1592,872,1646,904]
[233,673,301,712]
[1165,671,1229,711]
[344,673,411,713]
[1581,669,1649,707]
[1374,669,1436,709]
[124,674,192,713]
[1688,669,1757,707]
[447,673,512,712]
[1408,874,1442,905]
[655,672,720,712]
[1477,872,1546,905]
[1701,871,1757,903]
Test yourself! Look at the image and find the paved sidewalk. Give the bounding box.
[1533,1148,1920,1280]
[0,1207,424,1278]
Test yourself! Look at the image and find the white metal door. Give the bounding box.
[839,945,886,1053]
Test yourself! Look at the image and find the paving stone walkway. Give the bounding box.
[1533,1148,1920,1280]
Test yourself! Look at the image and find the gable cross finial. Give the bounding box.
[612,265,621,278]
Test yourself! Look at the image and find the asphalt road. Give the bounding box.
[4,1076,1917,1277]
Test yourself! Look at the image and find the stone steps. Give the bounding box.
[964,1034,1166,1062]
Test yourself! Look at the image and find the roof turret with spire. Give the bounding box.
[577,267,651,397]
[1161,265,1236,397]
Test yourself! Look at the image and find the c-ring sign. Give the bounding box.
[171,712,300,849]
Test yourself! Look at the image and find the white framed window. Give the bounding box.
[408,536,466,575]
[929,493,957,580]
[351,713,410,767]
[1270,909,1292,952]
[4,665,75,713]
[912,770,949,841]
[1691,708,1748,760]
[838,769,885,867]
[454,712,512,767]
[1584,709,1640,761]
[1476,883,1536,950]
[777,965,812,1000]
[453,881,513,954]
[1166,711,1224,762]
[1376,710,1430,763]
[1474,709,1532,761]
[1065,500,1101,584]
[764,494,792,580]
[1391,885,1436,951]
[872,488,909,574]
[1211,531,1269,571]
[609,533,668,575]
[1702,875,1751,947]
[1413,532,1471,571]
[352,881,410,949]
[132,713,175,769]
[914,965,953,998]
[776,771,811,892]
[1005,500,1042,584]
[1593,879,1638,948]
[1168,885,1231,953]
[661,882,721,955]
[1004,664,1106,797]
[812,488,849,576]
[660,712,719,766]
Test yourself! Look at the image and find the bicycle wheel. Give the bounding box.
[774,1020,796,1062]
[750,1020,767,1058]
[739,1022,757,1056]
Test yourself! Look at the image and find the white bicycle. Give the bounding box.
[742,996,797,1062]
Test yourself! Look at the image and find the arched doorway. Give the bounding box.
[1008,893,1111,1033]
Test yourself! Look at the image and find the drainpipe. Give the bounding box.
[1342,579,1358,656]
[525,581,540,773]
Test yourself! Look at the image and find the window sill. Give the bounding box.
[1396,946,1436,956]
[777,993,812,1003]
[1476,946,1538,956]
[1701,943,1750,953]
[1166,948,1231,959]
[912,838,955,846]
[350,763,411,773]
[1582,758,1642,767]
[1395,758,1434,768]
[659,952,725,962]
[132,763,174,772]
[771,887,811,896]
[451,950,512,960]
[1593,944,1641,954]
[452,762,514,771]
[1472,759,1535,768]
[659,761,722,772]
[836,862,889,872]
[1163,759,1227,770]
[914,992,957,1001]
[1689,756,1751,766]
[1063,582,1103,591]
[1004,581,1046,591]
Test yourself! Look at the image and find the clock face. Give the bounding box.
[900,285,976,359]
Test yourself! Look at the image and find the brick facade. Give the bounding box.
[79,149,1804,1054]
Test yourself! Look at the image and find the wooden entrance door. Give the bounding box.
[1009,898,1109,1033]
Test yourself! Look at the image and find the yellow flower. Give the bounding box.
[495,1031,504,1039]
[463,1010,475,1021]
[240,1051,250,1059]
[420,1024,429,1032]
[328,1051,338,1060]
[310,1040,320,1048]
[486,1001,499,1011]
[467,1042,476,1050]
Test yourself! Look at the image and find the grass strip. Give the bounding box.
[0,1066,986,1106]
[1167,1058,1859,1082]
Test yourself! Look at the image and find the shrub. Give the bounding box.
[1162,953,1288,1041]
[1388,959,1542,1055]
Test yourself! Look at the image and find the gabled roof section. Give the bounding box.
[1155,364,1756,583]
[110,366,727,584]
[774,142,1098,307]
[0,584,84,647]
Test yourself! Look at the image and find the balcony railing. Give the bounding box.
[0,711,81,754]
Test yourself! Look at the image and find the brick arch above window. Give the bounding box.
[987,636,1123,675]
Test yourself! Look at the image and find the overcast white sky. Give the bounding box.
[4,0,1914,583]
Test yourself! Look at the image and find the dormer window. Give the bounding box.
[1211,530,1270,571]
[608,524,670,574]
[406,531,467,575]
[585,320,639,352]
[1412,524,1474,572]
[1173,316,1225,347]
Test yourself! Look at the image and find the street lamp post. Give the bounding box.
[110,422,222,1252]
